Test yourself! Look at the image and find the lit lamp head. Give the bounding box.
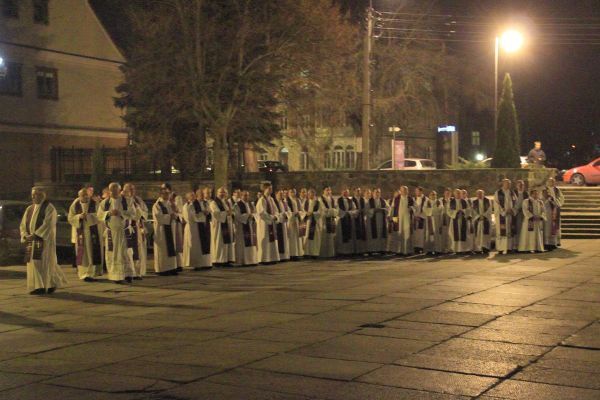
[475,153,485,161]
[500,30,523,53]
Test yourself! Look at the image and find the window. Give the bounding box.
[257,150,269,162]
[0,62,22,96]
[36,67,58,99]
[472,131,480,146]
[345,146,356,169]
[300,148,309,170]
[206,147,214,169]
[2,0,19,18]
[323,146,332,169]
[33,0,49,24]
[333,145,345,169]
[404,160,417,167]
[279,147,289,166]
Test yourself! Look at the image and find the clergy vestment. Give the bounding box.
[494,189,518,252]
[365,197,388,253]
[336,196,357,255]
[518,198,546,252]
[210,198,236,264]
[439,198,453,253]
[388,195,414,255]
[447,198,470,253]
[472,197,493,252]
[319,196,338,258]
[275,199,291,261]
[170,195,185,268]
[545,186,564,247]
[182,200,212,269]
[98,196,136,281]
[412,195,427,252]
[20,201,68,291]
[423,198,442,254]
[514,190,529,248]
[256,195,280,263]
[130,196,148,277]
[286,197,304,258]
[233,200,259,266]
[463,199,475,252]
[303,199,322,257]
[68,198,103,280]
[351,196,368,255]
[152,199,178,273]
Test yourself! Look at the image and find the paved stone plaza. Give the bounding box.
[0,240,599,400]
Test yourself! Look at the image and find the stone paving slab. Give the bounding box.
[0,239,599,399]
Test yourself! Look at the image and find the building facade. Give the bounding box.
[0,0,127,197]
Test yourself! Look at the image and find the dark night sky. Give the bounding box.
[90,0,600,167]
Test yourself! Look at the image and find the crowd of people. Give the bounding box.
[19,177,564,295]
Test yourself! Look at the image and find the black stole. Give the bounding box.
[473,198,491,235]
[450,198,467,242]
[497,190,517,237]
[369,198,387,239]
[104,196,128,252]
[264,197,276,242]
[415,196,425,230]
[352,197,367,241]
[24,201,49,262]
[237,200,257,247]
[321,196,336,234]
[75,199,102,265]
[157,200,177,257]
[193,200,211,254]
[527,199,535,231]
[337,197,353,243]
[214,198,233,245]
[304,199,320,240]
[274,198,285,253]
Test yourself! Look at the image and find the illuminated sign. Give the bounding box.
[437,125,456,133]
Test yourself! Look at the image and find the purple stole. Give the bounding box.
[157,200,177,257]
[497,190,517,237]
[104,196,128,252]
[24,201,49,262]
[352,197,367,241]
[286,197,301,238]
[321,196,336,234]
[337,197,353,243]
[75,199,102,266]
[263,197,276,242]
[237,200,257,247]
[391,196,414,233]
[304,199,320,240]
[473,198,491,235]
[214,198,232,244]
[192,200,211,254]
[450,198,467,242]
[369,198,387,239]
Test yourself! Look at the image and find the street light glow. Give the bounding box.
[500,30,523,53]
[475,153,485,161]
[0,57,4,66]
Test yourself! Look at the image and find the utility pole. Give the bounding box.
[361,1,373,170]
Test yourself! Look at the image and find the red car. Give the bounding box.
[563,157,600,186]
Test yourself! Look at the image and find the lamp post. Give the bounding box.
[361,0,373,171]
[494,30,523,136]
[0,57,7,78]
[389,126,401,169]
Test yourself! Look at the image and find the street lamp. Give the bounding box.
[494,29,523,135]
[0,57,7,78]
[389,126,401,169]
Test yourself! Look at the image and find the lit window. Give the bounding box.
[279,147,289,165]
[472,131,480,146]
[257,150,269,162]
[36,67,59,100]
[33,0,49,24]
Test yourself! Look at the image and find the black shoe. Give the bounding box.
[113,280,124,284]
[125,276,133,283]
[169,269,179,275]
[133,276,143,280]
[194,266,213,271]
[46,287,56,294]
[157,271,170,276]
[83,277,97,282]
[176,266,183,272]
[29,288,46,295]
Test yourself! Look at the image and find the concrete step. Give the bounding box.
[562,224,600,229]
[563,233,600,239]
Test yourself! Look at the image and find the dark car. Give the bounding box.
[258,160,288,173]
[0,200,29,247]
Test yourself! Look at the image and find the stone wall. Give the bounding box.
[34,168,556,201]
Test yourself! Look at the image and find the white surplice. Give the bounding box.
[152,199,178,273]
[210,198,236,264]
[97,196,136,281]
[545,186,564,247]
[319,196,338,258]
[494,189,517,252]
[412,195,427,251]
[388,195,413,255]
[472,197,493,252]
[182,200,212,268]
[423,198,443,254]
[256,195,280,263]
[518,198,546,252]
[447,198,470,253]
[286,197,304,258]
[130,196,148,277]
[233,200,259,266]
[68,199,103,279]
[20,202,68,291]
[302,199,322,257]
[365,197,388,253]
[336,196,357,255]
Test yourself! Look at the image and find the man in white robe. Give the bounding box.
[351,188,368,255]
[20,187,68,294]
[183,188,213,270]
[256,183,280,264]
[167,187,185,271]
[439,189,453,253]
[514,180,529,249]
[366,188,388,254]
[447,189,470,254]
[68,188,103,281]
[98,182,136,283]
[233,190,258,266]
[472,189,493,253]
[319,187,338,258]
[303,189,322,258]
[275,190,291,261]
[286,189,304,260]
[123,183,148,279]
[494,179,518,254]
[518,189,546,252]
[423,191,442,255]
[388,186,413,256]
[545,178,564,250]
[461,190,475,253]
[152,184,179,275]
[336,189,357,256]
[210,187,236,266]
[412,187,427,253]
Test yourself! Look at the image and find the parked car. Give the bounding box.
[258,160,288,172]
[376,158,437,170]
[562,157,600,186]
[0,200,29,247]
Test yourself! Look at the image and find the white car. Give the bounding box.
[376,158,437,170]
